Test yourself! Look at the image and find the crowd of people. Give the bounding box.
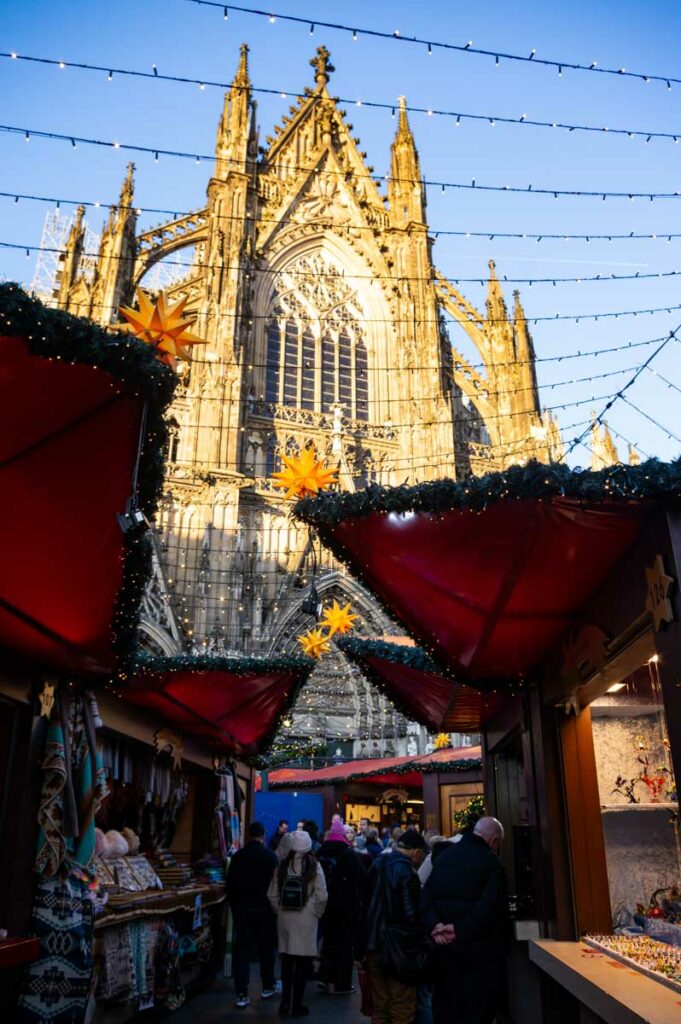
[225,813,509,1024]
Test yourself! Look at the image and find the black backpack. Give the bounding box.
[280,870,306,911]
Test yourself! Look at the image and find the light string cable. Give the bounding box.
[620,395,681,445]
[5,240,681,287]
[563,323,681,457]
[3,124,681,200]
[4,50,681,144]
[3,190,681,244]
[186,0,681,91]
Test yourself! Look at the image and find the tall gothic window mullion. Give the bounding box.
[265,320,280,403]
[283,320,298,406]
[277,320,286,404]
[321,332,335,414]
[301,327,315,410]
[356,336,369,421]
[339,327,352,416]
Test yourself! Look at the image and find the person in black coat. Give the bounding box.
[420,816,510,1024]
[317,821,367,994]
[226,821,279,1009]
[359,831,427,1024]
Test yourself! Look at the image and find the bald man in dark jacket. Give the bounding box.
[421,817,509,1024]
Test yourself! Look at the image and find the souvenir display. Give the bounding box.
[585,934,681,994]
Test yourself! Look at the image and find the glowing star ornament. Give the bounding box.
[117,289,206,369]
[434,732,451,750]
[321,600,358,637]
[645,554,674,631]
[271,446,338,499]
[298,627,331,660]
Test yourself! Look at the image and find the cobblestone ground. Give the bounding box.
[169,970,365,1024]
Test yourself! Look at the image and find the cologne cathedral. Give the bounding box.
[49,44,564,755]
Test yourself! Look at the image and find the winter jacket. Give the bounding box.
[268,854,328,956]
[366,839,383,861]
[360,851,422,959]
[226,840,278,914]
[420,832,509,954]
[317,839,366,915]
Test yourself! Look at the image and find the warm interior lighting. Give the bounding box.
[648,654,660,663]
[606,682,626,693]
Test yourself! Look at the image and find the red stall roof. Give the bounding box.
[295,462,672,684]
[338,637,506,732]
[122,655,315,756]
[267,745,482,789]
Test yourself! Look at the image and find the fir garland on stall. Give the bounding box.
[268,753,482,788]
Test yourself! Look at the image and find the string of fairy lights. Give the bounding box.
[3,2,681,737]
[5,49,681,144]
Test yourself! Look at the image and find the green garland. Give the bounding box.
[338,637,456,731]
[296,456,681,527]
[452,793,486,831]
[126,652,316,763]
[0,283,176,672]
[269,754,482,788]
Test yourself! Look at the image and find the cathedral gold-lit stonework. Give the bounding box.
[52,45,565,753]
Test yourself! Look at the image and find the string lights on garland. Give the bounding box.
[4,125,681,201]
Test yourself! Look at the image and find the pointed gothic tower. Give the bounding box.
[90,162,137,322]
[56,205,85,307]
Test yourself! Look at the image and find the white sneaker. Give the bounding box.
[262,988,277,1000]
[236,995,250,1009]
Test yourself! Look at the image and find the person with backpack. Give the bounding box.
[317,818,366,995]
[268,829,327,1018]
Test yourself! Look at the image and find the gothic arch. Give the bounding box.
[252,231,398,425]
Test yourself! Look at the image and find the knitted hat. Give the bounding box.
[397,830,427,851]
[289,829,312,853]
[326,819,351,845]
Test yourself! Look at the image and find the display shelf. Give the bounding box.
[584,935,681,996]
[591,703,664,718]
[600,802,678,813]
[94,883,225,930]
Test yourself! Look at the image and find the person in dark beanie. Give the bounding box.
[317,819,366,994]
[359,830,428,1024]
[226,821,279,1009]
[421,816,510,1024]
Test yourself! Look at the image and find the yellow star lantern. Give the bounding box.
[434,732,451,750]
[321,600,358,637]
[298,627,331,660]
[117,288,206,369]
[271,446,338,500]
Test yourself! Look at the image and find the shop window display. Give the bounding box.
[588,656,681,989]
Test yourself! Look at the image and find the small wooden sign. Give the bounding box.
[645,554,674,631]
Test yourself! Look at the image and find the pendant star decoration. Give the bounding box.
[320,600,358,637]
[434,732,452,750]
[154,727,184,770]
[645,554,674,631]
[297,627,332,660]
[38,682,56,719]
[117,289,206,369]
[271,446,338,500]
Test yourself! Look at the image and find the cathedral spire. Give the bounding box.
[215,43,252,177]
[310,45,335,88]
[590,416,619,469]
[56,204,86,306]
[486,260,509,325]
[388,96,425,227]
[513,289,540,414]
[119,162,135,209]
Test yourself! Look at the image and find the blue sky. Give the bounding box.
[2,0,681,465]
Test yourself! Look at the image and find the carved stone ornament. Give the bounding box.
[154,727,184,769]
[38,681,56,719]
[645,554,675,631]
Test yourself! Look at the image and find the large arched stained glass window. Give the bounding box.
[355,338,369,421]
[283,322,298,406]
[321,333,335,413]
[339,329,352,413]
[301,328,315,410]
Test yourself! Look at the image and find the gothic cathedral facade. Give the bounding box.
[53,46,563,753]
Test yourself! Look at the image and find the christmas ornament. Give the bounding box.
[38,682,56,719]
[271,446,338,499]
[320,600,358,637]
[297,627,331,659]
[434,732,451,750]
[117,289,206,368]
[645,554,674,631]
[154,727,183,769]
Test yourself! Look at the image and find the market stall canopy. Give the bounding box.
[338,637,505,732]
[0,285,175,676]
[295,461,680,683]
[267,745,482,789]
[121,654,315,757]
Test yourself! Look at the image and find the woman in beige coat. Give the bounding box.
[268,829,327,1017]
